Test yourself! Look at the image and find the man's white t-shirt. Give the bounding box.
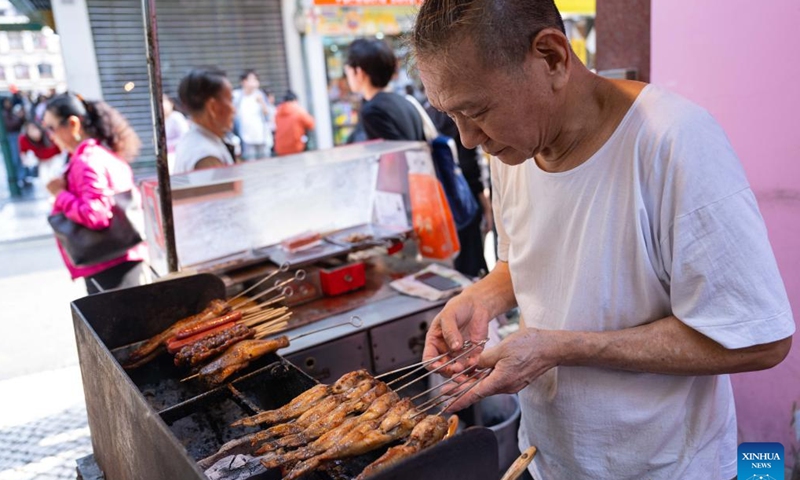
[491,85,794,479]
[173,123,234,175]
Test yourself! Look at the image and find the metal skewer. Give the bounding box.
[392,339,488,392]
[287,316,363,342]
[229,262,290,302]
[414,368,492,417]
[414,365,480,409]
[409,366,476,403]
[375,341,471,381]
[437,369,492,413]
[243,270,305,305]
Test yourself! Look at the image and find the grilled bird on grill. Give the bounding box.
[281,406,424,480]
[231,370,371,428]
[355,414,448,479]
[260,398,415,470]
[199,371,371,469]
[174,323,254,367]
[256,384,393,454]
[207,369,456,479]
[250,378,379,446]
[197,336,291,386]
[124,299,231,368]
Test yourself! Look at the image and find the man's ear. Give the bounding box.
[530,28,571,90]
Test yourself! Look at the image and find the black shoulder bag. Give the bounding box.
[48,189,144,267]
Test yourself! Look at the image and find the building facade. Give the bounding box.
[0,28,66,94]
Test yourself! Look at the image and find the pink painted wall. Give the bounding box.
[652,0,800,466]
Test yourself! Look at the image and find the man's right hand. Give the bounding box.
[423,290,494,376]
[423,261,517,376]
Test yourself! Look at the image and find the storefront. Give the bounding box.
[299,0,418,148]
[301,0,594,148]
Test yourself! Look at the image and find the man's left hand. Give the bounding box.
[443,327,563,412]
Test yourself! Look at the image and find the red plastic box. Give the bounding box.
[319,260,366,296]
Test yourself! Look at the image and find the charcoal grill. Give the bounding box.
[72,274,499,480]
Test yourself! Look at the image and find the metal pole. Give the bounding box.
[141,0,179,273]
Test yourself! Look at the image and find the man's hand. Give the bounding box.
[47,177,66,196]
[423,291,494,376]
[424,261,517,376]
[443,327,563,412]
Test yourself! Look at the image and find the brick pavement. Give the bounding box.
[0,367,91,480]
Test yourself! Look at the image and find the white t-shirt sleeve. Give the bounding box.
[665,188,794,348]
[657,104,795,349]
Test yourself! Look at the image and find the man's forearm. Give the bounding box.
[467,261,517,319]
[557,315,792,375]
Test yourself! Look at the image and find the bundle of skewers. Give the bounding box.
[122,266,326,387]
[201,340,492,479]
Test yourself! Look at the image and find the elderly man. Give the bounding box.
[414,1,794,478]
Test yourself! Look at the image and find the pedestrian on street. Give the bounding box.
[163,94,189,155]
[413,1,794,479]
[274,90,315,156]
[19,122,64,183]
[233,69,274,161]
[345,38,425,142]
[174,67,237,174]
[43,93,146,294]
[3,96,27,188]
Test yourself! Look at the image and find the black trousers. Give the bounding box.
[454,211,488,278]
[84,260,145,295]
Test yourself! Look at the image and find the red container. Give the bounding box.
[319,260,366,296]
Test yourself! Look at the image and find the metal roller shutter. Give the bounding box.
[87,0,289,172]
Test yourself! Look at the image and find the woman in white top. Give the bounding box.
[162,94,189,154]
[173,67,237,174]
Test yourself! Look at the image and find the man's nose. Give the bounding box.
[455,117,485,150]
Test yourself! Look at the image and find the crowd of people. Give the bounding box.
[166,67,315,174]
[4,54,493,293]
[2,88,65,190]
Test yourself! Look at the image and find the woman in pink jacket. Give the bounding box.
[42,93,146,294]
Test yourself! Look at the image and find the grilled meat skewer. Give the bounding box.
[231,370,371,428]
[198,336,290,386]
[250,378,378,446]
[174,323,254,367]
[199,372,370,469]
[260,398,415,470]
[255,384,392,454]
[282,408,424,480]
[355,415,448,479]
[124,299,231,367]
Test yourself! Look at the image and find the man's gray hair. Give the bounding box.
[412,0,565,70]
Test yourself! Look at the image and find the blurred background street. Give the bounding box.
[0,157,89,479]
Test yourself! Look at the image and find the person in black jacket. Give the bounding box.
[345,38,425,142]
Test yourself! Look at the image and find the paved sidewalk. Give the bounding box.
[0,367,91,480]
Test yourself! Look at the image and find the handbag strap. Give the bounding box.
[405,94,439,142]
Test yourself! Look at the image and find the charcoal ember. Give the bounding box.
[204,455,267,480]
